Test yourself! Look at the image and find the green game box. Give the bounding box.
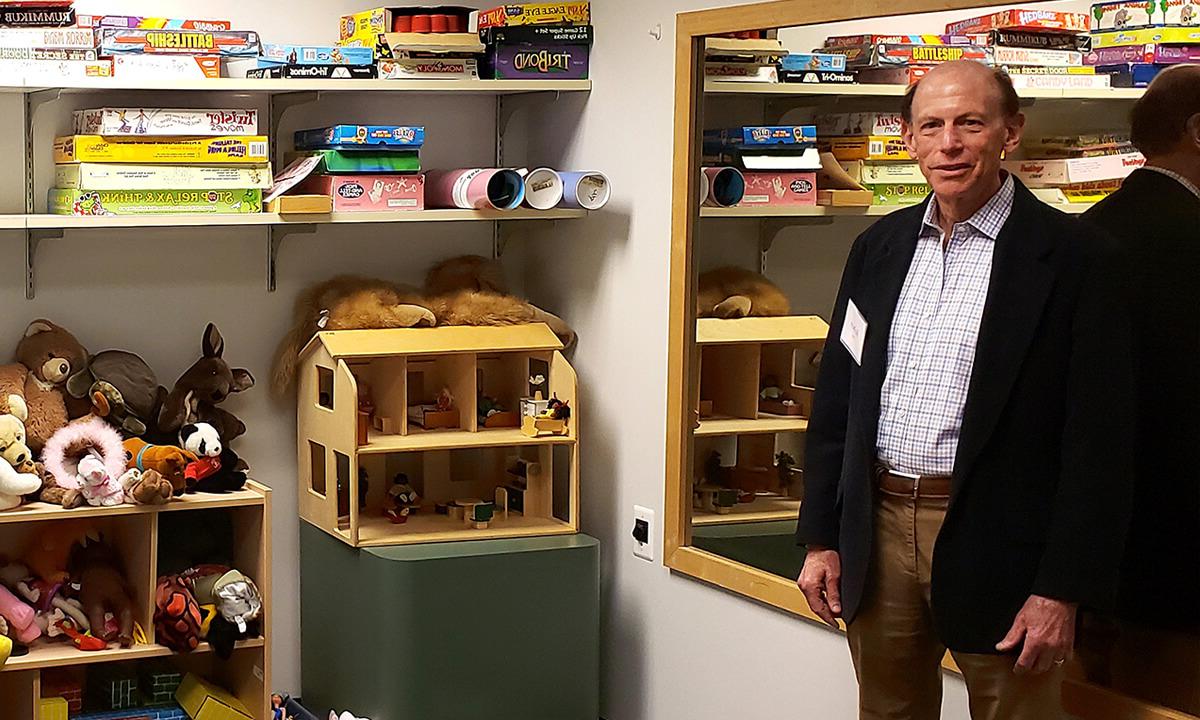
[285,149,421,174]
[49,188,263,215]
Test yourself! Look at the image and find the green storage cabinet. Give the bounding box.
[300,524,600,720]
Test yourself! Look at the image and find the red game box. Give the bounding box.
[297,174,425,212]
[945,9,1090,35]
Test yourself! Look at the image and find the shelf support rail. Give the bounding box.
[24,89,61,215]
[493,90,564,259]
[25,228,61,300]
[267,224,317,292]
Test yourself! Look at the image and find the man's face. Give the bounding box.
[902,70,1024,202]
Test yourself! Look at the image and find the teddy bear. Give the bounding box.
[697,267,791,319]
[158,325,254,444]
[42,417,128,510]
[0,320,90,455]
[68,536,136,647]
[123,437,197,495]
[118,468,173,505]
[0,414,44,511]
[177,423,247,494]
[270,255,576,396]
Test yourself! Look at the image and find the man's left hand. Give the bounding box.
[995,595,1077,674]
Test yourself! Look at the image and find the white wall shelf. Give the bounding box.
[14,78,591,95]
[23,208,586,230]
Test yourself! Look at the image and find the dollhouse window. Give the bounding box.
[310,441,327,496]
[317,366,334,410]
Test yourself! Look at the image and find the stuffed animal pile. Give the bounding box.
[0,320,254,517]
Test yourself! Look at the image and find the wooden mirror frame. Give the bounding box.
[664,3,1197,718]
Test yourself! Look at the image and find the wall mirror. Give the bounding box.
[666,2,1194,718]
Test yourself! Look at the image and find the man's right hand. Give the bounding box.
[797,547,843,629]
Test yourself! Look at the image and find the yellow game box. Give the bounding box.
[822,136,912,162]
[54,135,269,164]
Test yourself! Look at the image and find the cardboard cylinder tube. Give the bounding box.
[523,167,565,210]
[559,171,610,210]
[702,166,745,207]
[425,168,526,210]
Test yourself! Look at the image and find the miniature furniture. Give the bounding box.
[296,324,579,547]
[0,483,272,719]
[300,523,599,720]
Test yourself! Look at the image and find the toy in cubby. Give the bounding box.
[691,431,806,521]
[297,325,579,546]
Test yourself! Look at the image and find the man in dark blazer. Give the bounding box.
[795,60,1133,720]
[1082,65,1200,715]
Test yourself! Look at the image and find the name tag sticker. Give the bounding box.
[840,299,867,366]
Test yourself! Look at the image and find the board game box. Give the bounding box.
[111,54,220,79]
[779,53,846,72]
[1003,150,1145,186]
[841,160,925,185]
[704,126,817,147]
[55,135,269,164]
[0,46,93,60]
[946,9,1090,34]
[288,149,421,174]
[822,33,946,47]
[869,183,930,205]
[248,63,378,78]
[485,43,588,78]
[0,2,73,27]
[91,15,231,31]
[480,24,592,45]
[1092,26,1200,47]
[1004,64,1096,74]
[1097,62,1166,87]
[13,58,111,80]
[822,135,911,162]
[815,112,903,137]
[0,27,94,48]
[56,162,273,190]
[1008,73,1111,88]
[855,65,932,84]
[989,46,1083,65]
[473,2,591,30]
[739,172,816,207]
[987,29,1091,50]
[377,57,477,79]
[75,108,259,136]
[98,28,261,57]
[705,62,778,82]
[295,125,424,150]
[780,69,856,84]
[338,5,474,47]
[260,44,374,66]
[296,174,425,211]
[49,188,263,216]
[1086,43,1200,64]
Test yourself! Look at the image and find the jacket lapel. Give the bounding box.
[852,204,924,445]
[952,183,1057,490]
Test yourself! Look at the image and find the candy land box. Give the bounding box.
[485,43,588,79]
[55,135,269,164]
[98,28,261,57]
[472,3,591,30]
[295,125,425,150]
[297,174,425,211]
[738,172,816,207]
[111,55,220,79]
[815,112,903,137]
[945,9,1090,34]
[55,162,273,190]
[49,188,263,216]
[260,44,374,66]
[779,53,846,72]
[1008,73,1111,89]
[74,108,259,137]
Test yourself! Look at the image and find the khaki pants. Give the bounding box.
[847,487,1065,720]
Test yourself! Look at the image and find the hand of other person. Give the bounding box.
[797,546,842,629]
[995,594,1077,674]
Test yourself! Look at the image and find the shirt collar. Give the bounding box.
[1141,165,1200,201]
[920,172,1015,241]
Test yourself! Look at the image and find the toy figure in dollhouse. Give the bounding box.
[385,473,420,524]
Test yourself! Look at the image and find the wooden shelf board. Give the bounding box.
[701,202,1092,219]
[15,78,592,95]
[704,80,1145,101]
[314,323,565,360]
[697,315,828,345]
[360,426,575,454]
[693,496,801,526]
[696,416,809,436]
[354,511,575,546]
[24,207,586,230]
[0,485,265,525]
[1062,678,1200,720]
[2,637,265,672]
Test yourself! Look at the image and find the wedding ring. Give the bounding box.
[1054,658,1066,665]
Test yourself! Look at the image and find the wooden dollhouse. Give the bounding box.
[691,315,827,525]
[296,324,579,547]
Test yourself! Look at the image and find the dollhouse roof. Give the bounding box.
[696,315,829,345]
[300,323,565,360]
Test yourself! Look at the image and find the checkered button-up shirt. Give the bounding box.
[876,174,1015,476]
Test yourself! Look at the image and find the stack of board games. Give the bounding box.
[947,9,1101,90]
[288,125,426,211]
[1088,1,1200,87]
[816,112,930,207]
[235,44,375,79]
[778,52,852,84]
[92,14,260,80]
[475,2,592,80]
[1002,133,1144,203]
[702,126,820,206]
[49,107,269,216]
[705,31,785,83]
[0,2,111,81]
[819,34,989,85]
[336,5,481,80]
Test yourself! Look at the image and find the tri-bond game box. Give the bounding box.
[294,125,425,150]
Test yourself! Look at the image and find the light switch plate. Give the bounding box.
[633,505,655,562]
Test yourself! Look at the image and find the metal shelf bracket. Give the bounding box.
[25,228,61,300]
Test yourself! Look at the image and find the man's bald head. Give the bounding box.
[1130,64,1200,158]
[901,61,1020,124]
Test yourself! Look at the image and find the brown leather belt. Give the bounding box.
[873,461,952,499]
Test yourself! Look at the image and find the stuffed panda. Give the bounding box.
[178,422,248,494]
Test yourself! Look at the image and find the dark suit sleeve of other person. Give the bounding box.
[1031,224,1134,609]
[795,231,871,550]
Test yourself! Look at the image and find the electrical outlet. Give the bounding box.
[632,505,655,561]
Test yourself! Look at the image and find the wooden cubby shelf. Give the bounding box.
[700,203,1093,219]
[0,481,272,718]
[298,324,579,547]
[692,496,802,526]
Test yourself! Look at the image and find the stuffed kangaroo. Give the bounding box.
[158,325,254,442]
